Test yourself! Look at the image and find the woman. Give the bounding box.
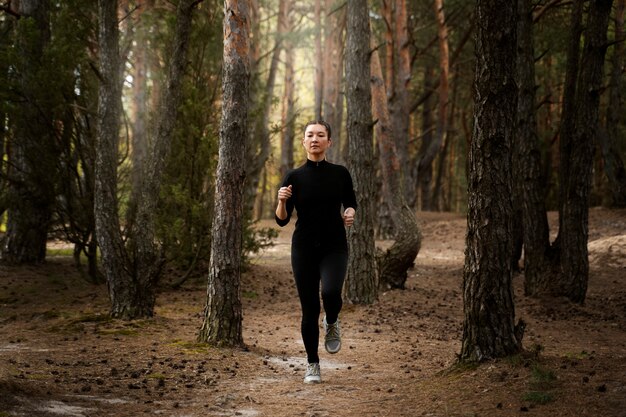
[275,120,357,384]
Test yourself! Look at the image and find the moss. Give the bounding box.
[169,339,213,354]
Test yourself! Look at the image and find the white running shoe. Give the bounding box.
[304,362,321,384]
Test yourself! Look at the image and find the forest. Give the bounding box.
[1,0,625,416]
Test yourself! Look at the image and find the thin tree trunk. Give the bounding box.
[345,0,378,304]
[198,0,249,346]
[419,65,434,211]
[432,65,457,211]
[314,0,323,119]
[516,0,553,295]
[601,0,626,207]
[323,0,346,164]
[130,0,149,202]
[460,0,522,363]
[131,0,198,308]
[391,0,413,205]
[431,0,450,212]
[557,0,614,304]
[244,0,286,216]
[96,0,136,317]
[371,47,422,290]
[556,0,584,249]
[280,2,295,180]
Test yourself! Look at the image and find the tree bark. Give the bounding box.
[2,0,52,265]
[96,0,137,317]
[390,0,413,205]
[515,0,553,295]
[556,0,614,304]
[601,0,626,207]
[460,0,522,363]
[198,0,249,346]
[345,0,378,304]
[314,0,323,119]
[371,47,422,290]
[556,0,584,247]
[418,65,435,211]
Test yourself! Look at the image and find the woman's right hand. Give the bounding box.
[277,184,292,202]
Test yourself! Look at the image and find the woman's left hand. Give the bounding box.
[343,208,355,227]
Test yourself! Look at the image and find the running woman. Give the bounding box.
[275,120,357,384]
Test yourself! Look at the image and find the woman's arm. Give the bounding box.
[275,184,293,226]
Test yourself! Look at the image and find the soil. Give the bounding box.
[1,208,625,417]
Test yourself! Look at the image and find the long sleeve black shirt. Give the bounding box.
[275,159,357,251]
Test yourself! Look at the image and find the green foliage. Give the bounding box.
[155,3,221,272]
[242,219,279,268]
[522,363,557,406]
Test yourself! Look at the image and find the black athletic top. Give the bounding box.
[275,159,357,251]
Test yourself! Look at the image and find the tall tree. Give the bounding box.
[515,0,553,295]
[96,0,199,319]
[245,0,287,220]
[322,0,346,164]
[198,0,249,346]
[313,0,323,119]
[279,1,296,180]
[460,0,522,362]
[345,0,377,304]
[95,0,130,315]
[371,46,422,289]
[556,0,614,303]
[601,0,626,207]
[2,0,53,264]
[391,0,413,205]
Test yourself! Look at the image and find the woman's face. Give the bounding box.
[303,124,331,158]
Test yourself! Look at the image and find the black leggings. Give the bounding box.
[291,247,348,364]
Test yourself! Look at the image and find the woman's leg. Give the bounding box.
[319,250,348,325]
[291,248,321,363]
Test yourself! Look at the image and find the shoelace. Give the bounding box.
[326,323,340,340]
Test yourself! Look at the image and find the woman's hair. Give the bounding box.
[304,120,332,139]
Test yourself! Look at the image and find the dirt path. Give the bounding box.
[1,209,625,416]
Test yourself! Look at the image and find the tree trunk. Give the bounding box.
[556,0,614,304]
[130,0,149,202]
[244,0,286,217]
[323,0,346,164]
[418,65,435,211]
[96,0,138,317]
[131,0,198,309]
[515,0,553,295]
[556,0,584,248]
[280,2,295,180]
[314,0,323,119]
[460,0,522,363]
[371,47,422,290]
[391,0,413,206]
[429,0,450,213]
[2,0,52,265]
[345,0,378,305]
[198,0,249,347]
[96,0,197,319]
[601,0,626,207]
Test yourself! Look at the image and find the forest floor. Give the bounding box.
[1,208,625,417]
